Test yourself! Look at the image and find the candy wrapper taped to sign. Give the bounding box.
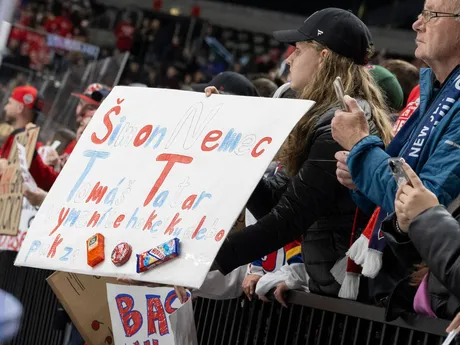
[111,242,132,266]
[137,238,180,273]
[14,87,315,288]
[87,233,105,267]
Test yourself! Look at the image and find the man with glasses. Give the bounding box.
[330,0,460,306]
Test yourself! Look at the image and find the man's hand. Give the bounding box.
[395,162,439,231]
[174,286,189,303]
[25,123,37,131]
[24,187,47,207]
[45,148,60,167]
[242,274,262,301]
[116,278,160,288]
[273,282,289,308]
[331,96,370,151]
[334,151,357,190]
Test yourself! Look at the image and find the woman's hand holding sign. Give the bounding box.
[205,86,219,97]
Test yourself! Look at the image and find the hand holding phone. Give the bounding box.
[333,77,349,111]
[389,158,411,187]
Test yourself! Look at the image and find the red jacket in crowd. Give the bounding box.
[0,129,58,192]
[115,21,135,52]
[393,84,420,134]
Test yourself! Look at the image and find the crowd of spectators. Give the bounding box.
[4,1,460,344]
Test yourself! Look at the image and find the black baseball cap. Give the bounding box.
[191,72,260,97]
[273,8,374,65]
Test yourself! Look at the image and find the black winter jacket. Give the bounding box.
[383,204,460,321]
[215,100,377,296]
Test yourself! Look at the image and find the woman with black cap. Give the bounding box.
[210,8,393,298]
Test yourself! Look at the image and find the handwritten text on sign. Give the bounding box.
[107,284,195,345]
[15,87,314,288]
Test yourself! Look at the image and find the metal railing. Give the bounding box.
[194,292,449,345]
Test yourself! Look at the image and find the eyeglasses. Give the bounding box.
[419,9,460,23]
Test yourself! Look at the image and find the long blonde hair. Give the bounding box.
[282,41,393,175]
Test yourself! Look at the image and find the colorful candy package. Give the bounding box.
[136,238,180,273]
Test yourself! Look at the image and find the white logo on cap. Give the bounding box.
[317,30,324,36]
[23,94,34,105]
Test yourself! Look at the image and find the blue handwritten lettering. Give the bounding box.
[67,150,110,202]
[59,247,73,261]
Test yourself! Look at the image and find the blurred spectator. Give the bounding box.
[158,65,181,89]
[0,290,23,343]
[71,83,110,125]
[0,86,59,191]
[38,128,76,168]
[366,64,404,113]
[145,19,161,64]
[131,18,150,60]
[115,17,135,53]
[252,78,278,97]
[120,61,142,85]
[193,72,259,97]
[193,70,207,84]
[144,69,158,88]
[380,59,420,106]
[183,73,193,87]
[162,36,184,66]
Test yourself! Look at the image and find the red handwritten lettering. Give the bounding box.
[164,213,182,235]
[134,125,153,147]
[146,294,169,336]
[87,211,101,228]
[114,215,125,228]
[86,182,108,204]
[143,211,158,231]
[47,234,63,258]
[215,230,225,242]
[91,98,124,144]
[181,194,197,210]
[201,130,222,151]
[49,207,69,236]
[116,294,143,337]
[191,216,206,239]
[251,137,272,158]
[143,154,193,207]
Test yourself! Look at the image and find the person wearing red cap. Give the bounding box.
[72,83,111,124]
[1,85,44,153]
[0,86,59,191]
[58,83,111,159]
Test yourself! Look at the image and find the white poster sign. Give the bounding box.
[106,284,196,345]
[15,87,313,288]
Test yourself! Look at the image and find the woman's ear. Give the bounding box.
[319,49,329,64]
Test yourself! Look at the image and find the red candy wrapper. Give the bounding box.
[136,238,180,273]
[111,242,132,267]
